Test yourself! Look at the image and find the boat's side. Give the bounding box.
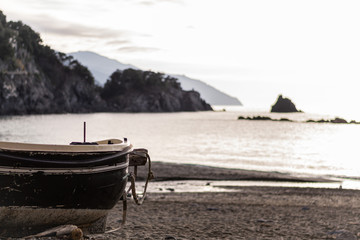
[0,148,132,168]
[0,152,129,237]
[0,160,128,209]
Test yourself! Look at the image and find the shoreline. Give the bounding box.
[10,162,360,239]
[136,161,338,183]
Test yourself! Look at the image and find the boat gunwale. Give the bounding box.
[0,138,131,153]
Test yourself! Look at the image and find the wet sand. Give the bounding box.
[88,162,360,239]
[135,162,336,182]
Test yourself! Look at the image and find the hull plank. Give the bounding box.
[0,167,128,209]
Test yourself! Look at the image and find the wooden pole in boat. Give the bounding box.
[83,122,86,143]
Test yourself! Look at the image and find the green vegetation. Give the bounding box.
[7,20,42,55]
[0,11,14,61]
[101,69,181,100]
[0,11,94,85]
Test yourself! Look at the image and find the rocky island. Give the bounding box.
[271,94,300,113]
[0,11,211,115]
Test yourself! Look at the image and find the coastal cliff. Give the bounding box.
[0,11,212,115]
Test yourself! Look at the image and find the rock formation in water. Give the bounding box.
[0,11,212,115]
[270,95,300,113]
[237,115,358,124]
[306,117,348,124]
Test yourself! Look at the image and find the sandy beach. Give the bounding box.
[7,162,360,240]
[97,188,360,240]
[85,162,360,240]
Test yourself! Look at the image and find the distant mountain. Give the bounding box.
[171,74,242,106]
[69,51,139,85]
[69,51,242,106]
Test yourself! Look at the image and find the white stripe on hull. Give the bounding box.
[0,161,129,175]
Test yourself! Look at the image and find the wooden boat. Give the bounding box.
[0,138,148,237]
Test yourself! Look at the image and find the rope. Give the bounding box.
[128,152,154,205]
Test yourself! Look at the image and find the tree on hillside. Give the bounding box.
[101,69,182,100]
[0,11,14,61]
[0,11,6,26]
[7,21,42,55]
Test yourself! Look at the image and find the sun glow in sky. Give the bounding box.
[2,0,360,118]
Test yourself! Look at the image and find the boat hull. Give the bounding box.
[0,146,130,237]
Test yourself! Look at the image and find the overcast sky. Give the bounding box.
[2,0,360,117]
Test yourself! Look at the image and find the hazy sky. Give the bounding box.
[2,0,360,117]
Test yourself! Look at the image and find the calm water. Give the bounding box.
[0,108,360,179]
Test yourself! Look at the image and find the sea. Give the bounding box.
[1,106,360,190]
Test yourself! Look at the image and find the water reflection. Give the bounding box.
[0,111,359,178]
